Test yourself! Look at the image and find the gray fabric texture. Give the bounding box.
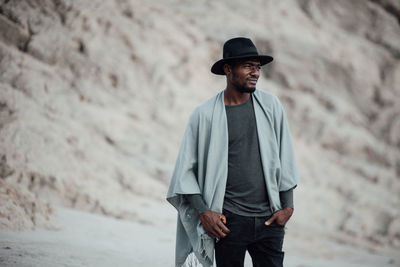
[280,188,294,209]
[185,194,209,214]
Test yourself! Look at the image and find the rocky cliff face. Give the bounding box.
[0,0,399,250]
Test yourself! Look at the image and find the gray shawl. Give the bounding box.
[166,89,300,267]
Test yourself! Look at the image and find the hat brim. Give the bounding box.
[211,55,273,75]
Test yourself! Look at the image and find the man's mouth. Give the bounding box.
[248,79,258,84]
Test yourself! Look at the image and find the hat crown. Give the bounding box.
[223,37,259,59]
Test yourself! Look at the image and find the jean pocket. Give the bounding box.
[272,221,285,227]
[222,208,234,218]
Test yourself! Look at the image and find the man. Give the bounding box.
[167,37,300,267]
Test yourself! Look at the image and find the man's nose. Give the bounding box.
[250,67,260,77]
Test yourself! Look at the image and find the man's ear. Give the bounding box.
[223,63,231,75]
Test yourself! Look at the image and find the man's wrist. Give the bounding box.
[198,209,211,216]
[282,206,294,215]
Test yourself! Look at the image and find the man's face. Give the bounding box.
[227,59,261,93]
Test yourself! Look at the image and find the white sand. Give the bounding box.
[0,205,398,267]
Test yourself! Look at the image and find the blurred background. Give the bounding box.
[0,0,399,266]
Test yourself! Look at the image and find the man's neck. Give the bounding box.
[224,87,251,106]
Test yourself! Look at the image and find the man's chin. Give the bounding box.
[238,87,256,93]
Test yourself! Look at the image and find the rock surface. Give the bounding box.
[0,0,399,254]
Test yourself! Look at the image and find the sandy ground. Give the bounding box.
[0,202,398,267]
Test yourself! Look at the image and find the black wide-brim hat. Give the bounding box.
[211,37,273,75]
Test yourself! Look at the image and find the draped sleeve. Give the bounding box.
[274,99,300,191]
[167,108,202,210]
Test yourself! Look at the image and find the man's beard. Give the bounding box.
[235,86,256,93]
[232,74,256,93]
[232,73,256,93]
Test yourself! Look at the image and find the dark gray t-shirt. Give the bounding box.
[223,96,271,216]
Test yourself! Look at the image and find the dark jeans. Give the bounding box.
[215,209,285,267]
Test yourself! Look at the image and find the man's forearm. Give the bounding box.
[280,188,294,209]
[185,194,209,214]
